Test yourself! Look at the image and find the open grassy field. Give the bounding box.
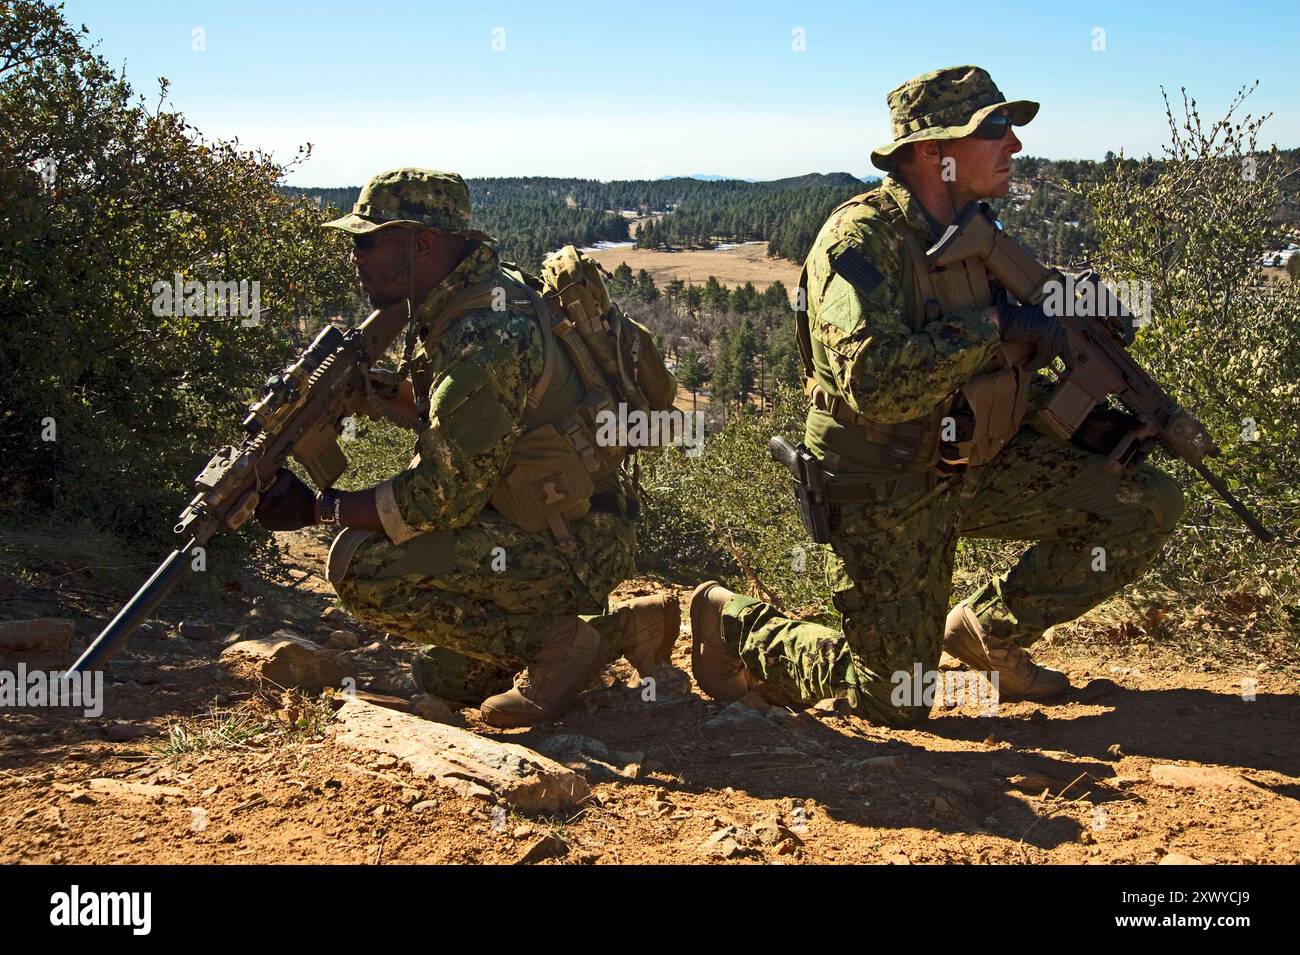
[588,241,801,290]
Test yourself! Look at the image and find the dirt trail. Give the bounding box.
[1,529,1296,865]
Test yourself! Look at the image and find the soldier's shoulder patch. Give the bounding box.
[828,244,885,298]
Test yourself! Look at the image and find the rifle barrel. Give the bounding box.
[1189,462,1275,544]
[67,537,199,675]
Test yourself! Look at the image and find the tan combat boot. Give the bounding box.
[943,602,1071,701]
[479,617,610,728]
[689,581,788,704]
[617,593,681,676]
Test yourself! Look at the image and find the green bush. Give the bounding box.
[1080,84,1300,640]
[0,1,356,554]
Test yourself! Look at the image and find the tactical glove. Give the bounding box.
[253,468,319,531]
[998,302,1069,360]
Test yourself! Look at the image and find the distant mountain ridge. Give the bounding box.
[281,152,1298,269]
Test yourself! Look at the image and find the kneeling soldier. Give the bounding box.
[253,168,679,726]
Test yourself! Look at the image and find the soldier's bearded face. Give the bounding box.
[350,228,414,307]
[945,123,1023,201]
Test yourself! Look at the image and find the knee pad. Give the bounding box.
[327,528,376,586]
[1147,469,1186,534]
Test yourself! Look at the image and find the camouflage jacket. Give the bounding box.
[374,243,545,543]
[802,176,1003,477]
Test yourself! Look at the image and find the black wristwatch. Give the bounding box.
[318,489,342,525]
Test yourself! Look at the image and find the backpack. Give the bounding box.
[486,246,677,549]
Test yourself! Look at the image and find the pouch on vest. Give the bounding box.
[944,358,1030,467]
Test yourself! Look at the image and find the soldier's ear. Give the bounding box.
[910,140,944,169]
[412,228,438,259]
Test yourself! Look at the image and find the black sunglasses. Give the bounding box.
[972,112,1015,140]
[352,228,410,252]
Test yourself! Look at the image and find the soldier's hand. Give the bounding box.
[253,468,320,531]
[365,367,420,422]
[997,302,1069,359]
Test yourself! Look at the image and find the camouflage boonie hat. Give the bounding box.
[322,167,494,241]
[871,65,1038,171]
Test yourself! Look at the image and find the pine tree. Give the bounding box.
[676,347,710,413]
[703,275,730,313]
[636,269,658,303]
[611,262,634,296]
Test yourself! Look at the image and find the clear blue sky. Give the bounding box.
[59,0,1299,185]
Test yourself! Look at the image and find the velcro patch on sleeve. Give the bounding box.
[828,245,885,298]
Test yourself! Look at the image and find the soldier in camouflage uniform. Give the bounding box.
[253,168,678,726]
[691,67,1185,726]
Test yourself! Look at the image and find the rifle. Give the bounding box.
[67,301,416,676]
[927,202,1276,543]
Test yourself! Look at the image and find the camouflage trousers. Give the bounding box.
[330,509,636,705]
[721,424,1186,726]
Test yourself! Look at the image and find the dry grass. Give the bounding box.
[587,242,800,290]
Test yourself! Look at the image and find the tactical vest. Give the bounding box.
[797,190,1030,483]
[407,247,676,551]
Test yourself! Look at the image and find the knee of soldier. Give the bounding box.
[327,528,381,614]
[1143,467,1186,536]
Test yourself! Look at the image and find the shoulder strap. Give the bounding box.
[438,272,558,411]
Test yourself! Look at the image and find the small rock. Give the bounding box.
[517,832,568,865]
[1007,772,1059,796]
[1158,852,1205,865]
[1074,678,1119,702]
[409,694,455,724]
[179,620,221,642]
[321,607,351,626]
[326,630,360,651]
[220,631,356,692]
[513,824,535,839]
[105,722,158,742]
[0,617,74,668]
[703,701,776,731]
[534,734,643,781]
[700,824,759,858]
[811,697,852,717]
[411,800,438,813]
[737,690,776,713]
[862,755,904,770]
[751,815,800,847]
[774,839,798,856]
[1106,743,1125,760]
[933,776,975,797]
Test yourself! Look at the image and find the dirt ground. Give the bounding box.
[1,527,1297,865]
[587,241,801,291]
